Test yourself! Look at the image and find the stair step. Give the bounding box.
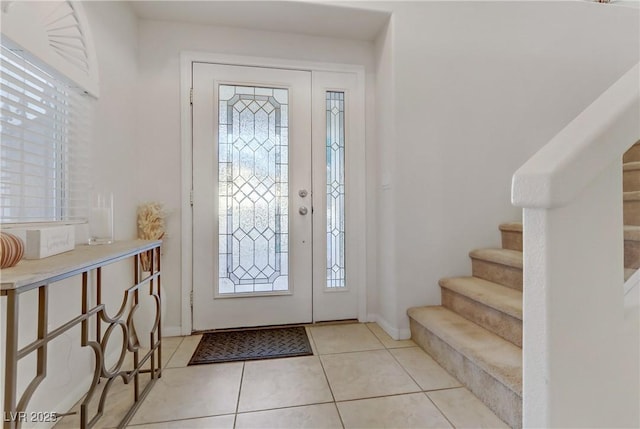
[623,140,640,164]
[499,222,522,251]
[408,306,522,429]
[624,226,640,269]
[469,248,523,290]
[440,277,522,347]
[623,162,640,192]
[497,223,640,269]
[625,268,636,281]
[623,192,640,226]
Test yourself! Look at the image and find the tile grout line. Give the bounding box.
[331,402,344,429]
[126,413,235,427]
[315,354,338,403]
[373,324,463,396]
[306,326,320,355]
[425,386,464,393]
[364,322,415,350]
[160,336,185,368]
[165,335,202,369]
[233,362,246,429]
[226,391,464,425]
[311,323,385,355]
[386,346,430,393]
[315,352,345,429]
[362,323,387,349]
[424,391,458,429]
[335,390,440,405]
[366,320,467,428]
[235,399,336,416]
[364,322,389,348]
[350,332,424,396]
[318,346,386,356]
[367,322,462,429]
[232,390,457,417]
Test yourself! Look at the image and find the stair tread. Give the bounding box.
[439,276,522,320]
[408,306,522,396]
[498,222,522,232]
[625,225,640,241]
[624,161,640,171]
[624,191,640,201]
[498,223,640,241]
[469,248,523,269]
[625,268,636,281]
[623,141,640,162]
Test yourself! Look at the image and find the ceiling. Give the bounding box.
[128,1,391,42]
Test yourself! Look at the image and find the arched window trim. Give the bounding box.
[1,0,100,98]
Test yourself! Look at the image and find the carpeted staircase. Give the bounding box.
[408,141,640,429]
[623,142,640,273]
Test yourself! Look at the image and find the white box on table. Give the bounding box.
[25,225,75,259]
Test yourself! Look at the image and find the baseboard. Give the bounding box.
[162,326,183,337]
[368,314,411,340]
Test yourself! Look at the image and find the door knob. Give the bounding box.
[298,189,308,198]
[299,206,308,215]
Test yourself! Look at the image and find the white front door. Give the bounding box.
[190,61,364,331]
[192,63,312,330]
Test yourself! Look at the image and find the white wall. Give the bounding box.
[372,20,398,336]
[135,19,376,333]
[368,1,640,337]
[87,3,139,241]
[0,2,139,425]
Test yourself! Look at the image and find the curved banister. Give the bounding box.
[512,63,640,209]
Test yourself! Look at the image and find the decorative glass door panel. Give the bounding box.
[218,85,289,295]
[326,91,346,289]
[311,71,361,322]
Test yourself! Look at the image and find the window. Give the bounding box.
[0,43,89,223]
[217,84,290,294]
[326,91,345,288]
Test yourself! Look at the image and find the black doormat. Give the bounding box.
[188,326,313,365]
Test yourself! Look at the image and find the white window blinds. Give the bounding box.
[1,43,90,223]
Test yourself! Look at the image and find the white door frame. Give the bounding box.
[180,51,367,334]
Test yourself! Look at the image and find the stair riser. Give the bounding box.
[624,144,640,163]
[498,227,640,269]
[501,230,522,252]
[623,200,640,226]
[623,169,640,193]
[441,288,522,347]
[624,240,640,269]
[410,319,521,429]
[471,259,522,290]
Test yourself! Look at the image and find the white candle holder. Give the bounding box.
[88,192,114,245]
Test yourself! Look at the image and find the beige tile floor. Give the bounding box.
[56,323,509,429]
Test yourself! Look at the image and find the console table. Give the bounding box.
[1,240,162,429]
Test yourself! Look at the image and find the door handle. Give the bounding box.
[299,206,308,215]
[298,189,308,198]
